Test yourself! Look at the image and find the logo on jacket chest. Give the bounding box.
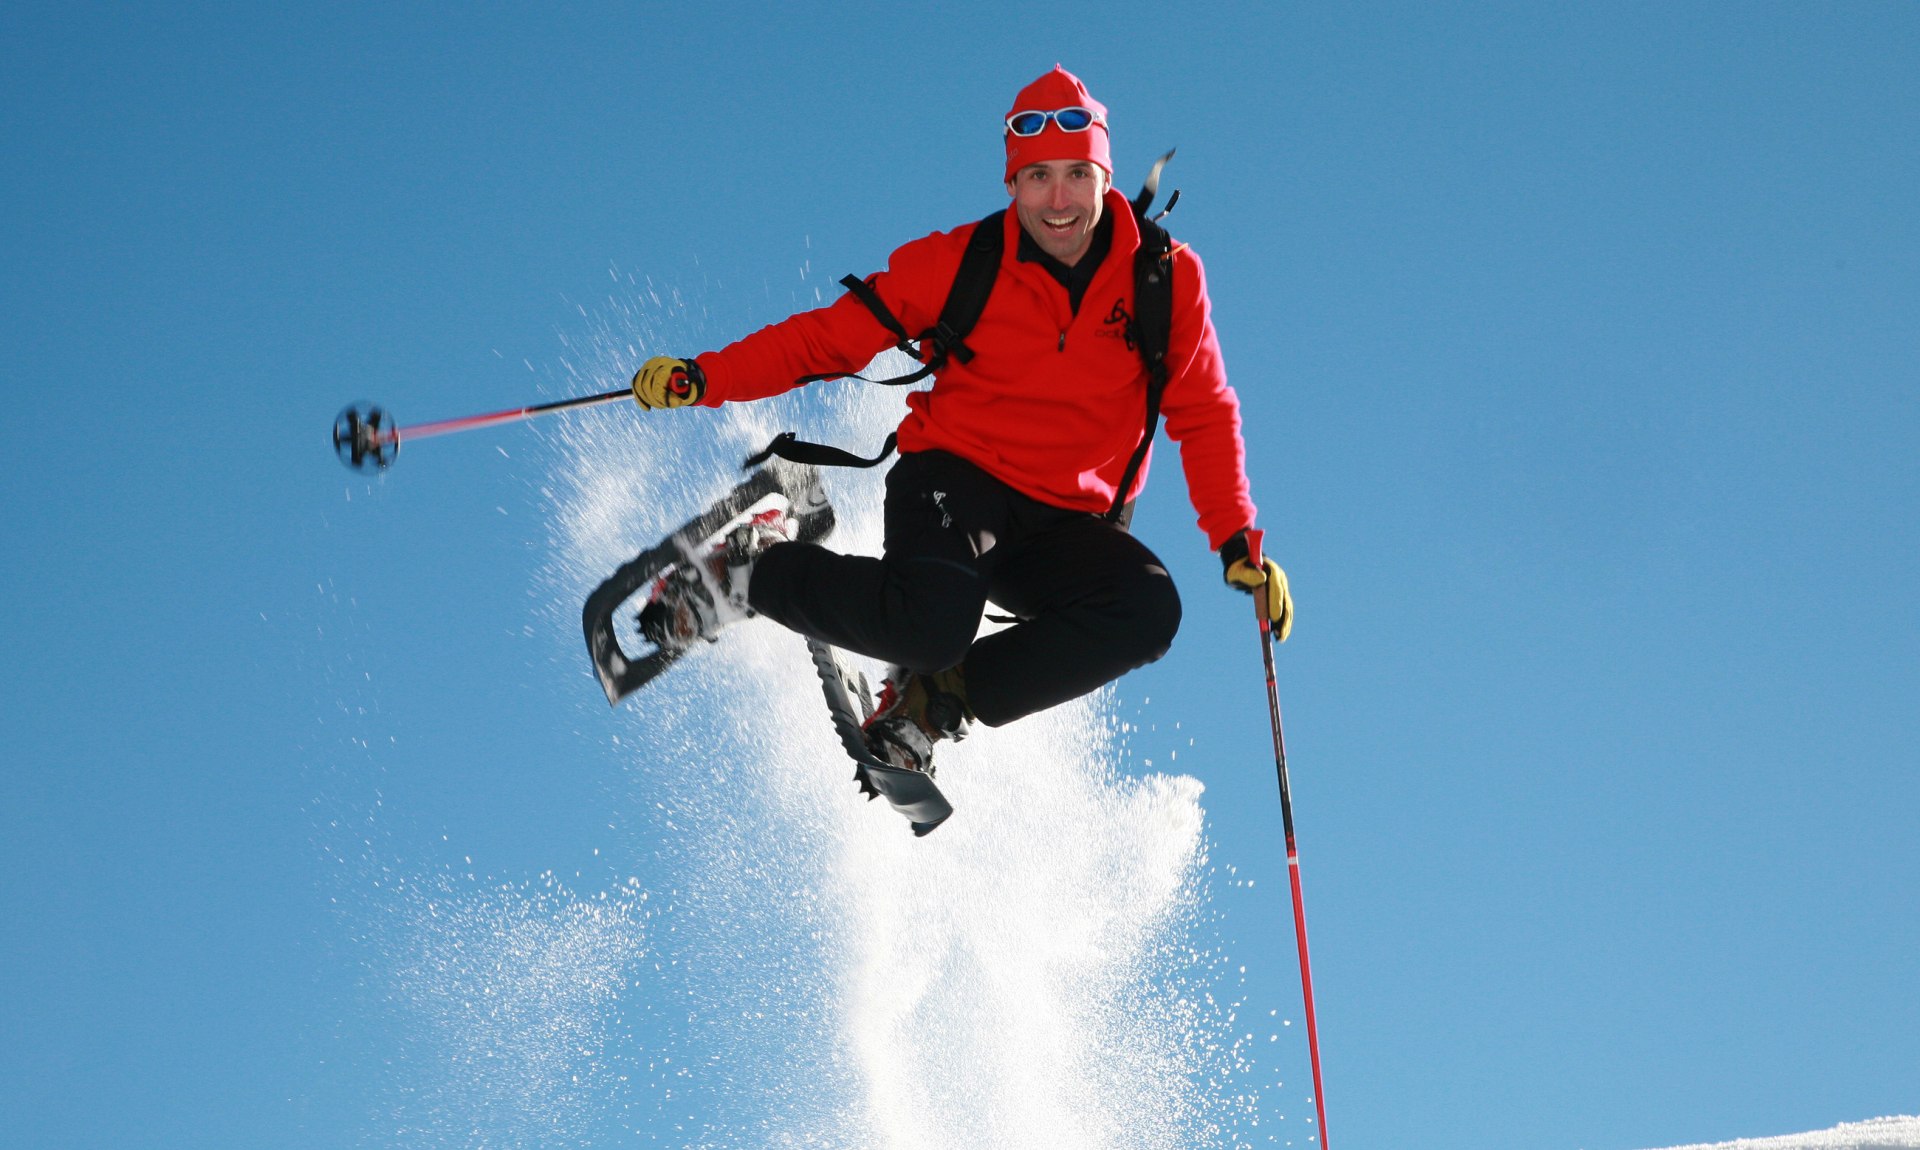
[1098,297,1136,350]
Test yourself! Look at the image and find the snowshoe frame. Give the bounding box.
[582,459,835,705]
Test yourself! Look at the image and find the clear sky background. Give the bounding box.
[3,3,1916,1149]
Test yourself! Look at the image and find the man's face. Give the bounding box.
[1007,159,1109,267]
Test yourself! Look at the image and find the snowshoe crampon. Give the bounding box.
[808,639,953,836]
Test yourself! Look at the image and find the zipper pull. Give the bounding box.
[1058,332,1067,352]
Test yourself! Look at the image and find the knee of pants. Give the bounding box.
[892,557,986,673]
[1122,570,1183,666]
[894,612,979,675]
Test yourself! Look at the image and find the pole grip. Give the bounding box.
[1243,528,1272,628]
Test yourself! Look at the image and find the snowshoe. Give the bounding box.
[582,460,833,704]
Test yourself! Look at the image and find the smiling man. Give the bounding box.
[625,65,1291,778]
[1011,156,1107,265]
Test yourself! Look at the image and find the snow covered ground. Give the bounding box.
[1645,1117,1920,1150]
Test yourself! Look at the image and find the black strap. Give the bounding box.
[1105,165,1179,521]
[790,276,937,387]
[744,430,898,471]
[840,273,914,348]
[755,212,1009,469]
[934,209,1006,366]
[820,211,1006,388]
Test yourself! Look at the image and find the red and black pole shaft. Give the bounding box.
[332,387,632,471]
[1245,528,1332,1147]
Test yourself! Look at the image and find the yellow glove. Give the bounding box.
[631,356,708,410]
[1220,529,1294,641]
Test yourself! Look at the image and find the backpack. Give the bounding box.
[746,152,1181,523]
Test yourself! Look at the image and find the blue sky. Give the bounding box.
[3,3,1916,1148]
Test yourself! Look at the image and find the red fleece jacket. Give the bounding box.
[695,187,1258,550]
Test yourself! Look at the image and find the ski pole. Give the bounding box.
[1246,528,1332,1148]
[331,387,632,471]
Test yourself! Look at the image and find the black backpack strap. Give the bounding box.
[743,430,898,471]
[840,273,914,348]
[766,210,1010,467]
[794,274,938,387]
[929,209,1006,368]
[801,211,1007,389]
[1107,158,1179,521]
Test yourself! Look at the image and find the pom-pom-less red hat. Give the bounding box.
[1003,65,1112,183]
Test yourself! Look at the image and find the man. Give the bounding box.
[628,66,1291,776]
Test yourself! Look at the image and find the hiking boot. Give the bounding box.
[862,665,973,777]
[638,506,794,650]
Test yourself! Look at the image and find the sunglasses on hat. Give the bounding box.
[1004,106,1106,137]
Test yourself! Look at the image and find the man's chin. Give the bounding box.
[1046,238,1092,265]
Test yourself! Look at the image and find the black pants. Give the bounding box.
[748,450,1181,727]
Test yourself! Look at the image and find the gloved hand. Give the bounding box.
[1219,528,1293,641]
[631,356,708,410]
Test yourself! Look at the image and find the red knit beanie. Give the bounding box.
[1003,65,1112,183]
